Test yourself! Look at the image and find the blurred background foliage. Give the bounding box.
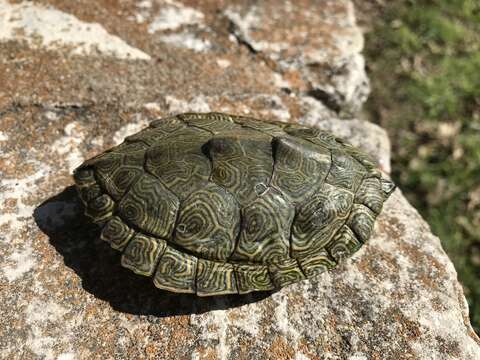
[359,0,480,332]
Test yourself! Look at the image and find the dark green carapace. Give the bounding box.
[73,112,395,296]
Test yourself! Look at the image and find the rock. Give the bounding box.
[0,0,151,60]
[225,0,370,114]
[0,1,478,359]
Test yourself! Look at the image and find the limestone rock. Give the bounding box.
[0,0,478,359]
[225,0,370,113]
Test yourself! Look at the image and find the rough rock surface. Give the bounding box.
[224,0,370,114]
[0,1,478,359]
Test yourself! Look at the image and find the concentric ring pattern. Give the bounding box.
[73,112,396,296]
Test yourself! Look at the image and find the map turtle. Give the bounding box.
[73,112,395,296]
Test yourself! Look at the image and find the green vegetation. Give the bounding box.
[363,0,480,331]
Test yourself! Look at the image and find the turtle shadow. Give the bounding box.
[33,186,274,317]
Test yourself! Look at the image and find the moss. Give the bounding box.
[363,0,480,332]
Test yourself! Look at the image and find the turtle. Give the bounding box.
[73,112,395,296]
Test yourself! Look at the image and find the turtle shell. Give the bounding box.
[73,112,395,296]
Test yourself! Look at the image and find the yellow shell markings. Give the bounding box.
[73,112,396,296]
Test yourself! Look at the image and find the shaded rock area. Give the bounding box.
[0,0,478,359]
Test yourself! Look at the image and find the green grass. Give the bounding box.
[363,0,480,332]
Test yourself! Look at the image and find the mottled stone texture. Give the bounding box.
[0,0,478,359]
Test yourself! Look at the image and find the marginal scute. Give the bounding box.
[230,188,294,263]
[269,259,306,288]
[83,152,121,173]
[85,194,114,223]
[125,127,172,146]
[127,117,185,145]
[73,167,96,187]
[355,177,384,214]
[291,183,353,258]
[381,177,396,197]
[173,183,240,260]
[284,125,339,149]
[179,112,242,133]
[196,259,238,296]
[118,174,179,239]
[83,151,145,201]
[298,249,336,278]
[231,115,286,136]
[74,167,103,204]
[153,246,197,293]
[271,136,331,203]
[110,141,149,154]
[347,204,376,243]
[325,149,365,192]
[121,233,167,276]
[234,264,275,294]
[77,182,102,204]
[100,216,135,251]
[326,225,362,262]
[149,116,187,132]
[338,140,377,173]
